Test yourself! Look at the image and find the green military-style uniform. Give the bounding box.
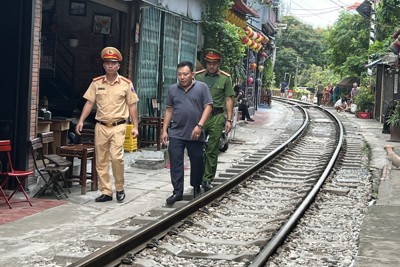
[195,68,234,183]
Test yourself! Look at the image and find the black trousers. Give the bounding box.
[317,93,323,105]
[239,103,251,120]
[168,137,204,197]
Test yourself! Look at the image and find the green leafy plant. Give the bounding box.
[387,100,400,126]
[354,87,374,112]
[202,0,246,83]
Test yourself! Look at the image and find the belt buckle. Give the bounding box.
[106,122,113,127]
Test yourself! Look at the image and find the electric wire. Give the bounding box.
[287,0,359,27]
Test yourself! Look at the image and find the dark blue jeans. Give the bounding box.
[168,137,204,197]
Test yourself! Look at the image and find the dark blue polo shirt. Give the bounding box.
[166,80,212,141]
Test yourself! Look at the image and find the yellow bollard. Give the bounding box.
[124,124,138,152]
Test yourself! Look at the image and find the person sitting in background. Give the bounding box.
[334,97,349,112]
[234,85,254,122]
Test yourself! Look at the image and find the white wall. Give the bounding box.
[157,0,204,20]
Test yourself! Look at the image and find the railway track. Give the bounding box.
[265,118,371,266]
[63,100,356,267]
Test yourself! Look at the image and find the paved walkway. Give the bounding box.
[0,102,399,266]
[339,111,400,267]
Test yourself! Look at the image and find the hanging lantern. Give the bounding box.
[244,38,252,46]
[226,10,234,21]
[255,33,263,43]
[250,62,257,71]
[249,30,257,40]
[260,51,267,58]
[262,35,269,44]
[247,76,254,86]
[258,65,264,72]
[245,26,253,36]
[241,37,250,45]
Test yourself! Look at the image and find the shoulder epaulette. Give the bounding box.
[195,69,206,75]
[120,76,132,84]
[93,75,105,82]
[220,70,231,77]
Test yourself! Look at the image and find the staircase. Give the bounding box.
[40,31,78,117]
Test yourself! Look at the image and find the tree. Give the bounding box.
[274,16,327,87]
[274,47,298,88]
[376,0,400,40]
[324,12,369,77]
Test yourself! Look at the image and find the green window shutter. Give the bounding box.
[137,8,161,116]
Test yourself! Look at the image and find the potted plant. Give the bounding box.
[387,100,400,142]
[354,88,374,119]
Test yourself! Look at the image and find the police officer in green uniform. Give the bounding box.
[195,48,234,191]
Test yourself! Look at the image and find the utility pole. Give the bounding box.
[368,0,376,76]
[294,56,299,88]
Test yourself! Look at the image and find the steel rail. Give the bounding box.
[249,104,344,267]
[68,102,309,267]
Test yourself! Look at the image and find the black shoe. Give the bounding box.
[166,194,183,204]
[247,118,255,122]
[95,194,113,202]
[202,181,213,192]
[193,186,201,198]
[116,190,125,202]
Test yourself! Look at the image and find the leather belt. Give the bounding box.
[97,119,126,127]
[211,107,224,117]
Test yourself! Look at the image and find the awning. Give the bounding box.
[337,77,360,89]
[365,58,382,68]
[232,0,259,17]
[365,54,397,68]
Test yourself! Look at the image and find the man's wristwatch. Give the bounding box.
[226,119,233,123]
[196,123,204,129]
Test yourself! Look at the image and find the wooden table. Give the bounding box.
[38,120,53,154]
[57,144,98,195]
[38,120,52,133]
[50,120,70,149]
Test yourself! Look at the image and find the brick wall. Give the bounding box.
[31,0,42,140]
[27,0,42,184]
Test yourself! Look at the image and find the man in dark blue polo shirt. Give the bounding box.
[161,61,213,204]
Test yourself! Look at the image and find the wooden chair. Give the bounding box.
[55,127,97,195]
[37,132,72,168]
[29,138,69,199]
[76,128,95,144]
[0,140,33,209]
[139,117,163,150]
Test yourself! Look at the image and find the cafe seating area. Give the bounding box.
[28,129,98,201]
[1,119,159,208]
